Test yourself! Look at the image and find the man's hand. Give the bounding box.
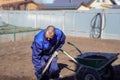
[54,51,58,56]
[38,74,43,80]
[42,51,58,75]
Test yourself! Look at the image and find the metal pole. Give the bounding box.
[73,12,76,31]
[62,11,65,32]
[7,11,9,24]
[101,9,105,38]
[35,13,37,29]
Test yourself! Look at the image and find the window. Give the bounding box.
[97,0,100,2]
[102,0,105,2]
[97,0,105,2]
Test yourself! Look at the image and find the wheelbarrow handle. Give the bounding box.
[67,42,82,54]
[60,49,78,64]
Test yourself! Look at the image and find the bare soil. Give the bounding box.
[0,36,120,80]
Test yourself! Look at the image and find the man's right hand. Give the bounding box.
[38,74,43,80]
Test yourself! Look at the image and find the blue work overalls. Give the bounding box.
[31,28,66,80]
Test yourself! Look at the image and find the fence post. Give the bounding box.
[7,11,9,24]
[62,11,65,32]
[101,9,105,38]
[14,32,16,41]
[35,13,37,29]
[73,12,76,31]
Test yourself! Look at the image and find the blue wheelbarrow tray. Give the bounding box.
[76,52,119,71]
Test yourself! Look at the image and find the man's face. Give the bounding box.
[45,27,55,40]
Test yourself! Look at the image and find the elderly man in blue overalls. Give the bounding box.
[31,25,66,80]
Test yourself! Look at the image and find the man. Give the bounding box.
[31,25,66,80]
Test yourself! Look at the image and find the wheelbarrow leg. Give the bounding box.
[101,65,115,80]
[75,67,101,80]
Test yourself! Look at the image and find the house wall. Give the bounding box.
[0,0,114,10]
[77,0,113,10]
[90,0,112,9]
[0,0,37,10]
[78,6,90,10]
[0,0,24,5]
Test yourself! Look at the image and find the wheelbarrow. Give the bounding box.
[60,42,119,80]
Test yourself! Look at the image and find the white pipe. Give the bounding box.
[101,9,105,38]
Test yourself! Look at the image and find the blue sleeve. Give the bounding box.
[56,32,66,51]
[31,41,44,73]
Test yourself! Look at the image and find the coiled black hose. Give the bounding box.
[110,0,117,5]
[90,13,106,38]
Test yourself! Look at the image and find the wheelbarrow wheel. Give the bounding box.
[75,67,101,80]
[102,65,114,80]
